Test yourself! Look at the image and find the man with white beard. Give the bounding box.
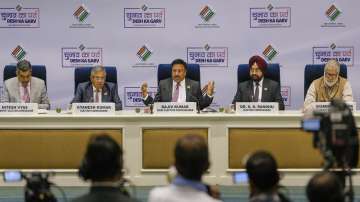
[303,59,353,111]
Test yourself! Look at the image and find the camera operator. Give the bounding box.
[303,99,359,202]
[73,133,138,202]
[148,134,222,202]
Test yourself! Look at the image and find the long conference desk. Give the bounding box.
[0,110,359,186]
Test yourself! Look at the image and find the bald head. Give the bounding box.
[306,172,344,202]
[175,135,209,181]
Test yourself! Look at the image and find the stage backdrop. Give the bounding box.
[0,0,359,110]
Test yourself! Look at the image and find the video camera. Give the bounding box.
[3,171,59,202]
[302,99,359,202]
[302,99,359,169]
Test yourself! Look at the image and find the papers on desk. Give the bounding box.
[235,102,279,114]
[0,103,38,115]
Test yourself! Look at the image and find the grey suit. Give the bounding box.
[143,78,213,110]
[232,78,285,110]
[3,77,50,109]
[71,81,122,110]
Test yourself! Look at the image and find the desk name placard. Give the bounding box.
[154,102,197,114]
[72,103,115,115]
[235,102,279,114]
[0,103,38,115]
[312,102,356,113]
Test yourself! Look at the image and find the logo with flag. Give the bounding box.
[199,5,215,22]
[11,45,26,61]
[137,45,152,61]
[262,45,278,61]
[326,4,341,21]
[73,5,90,22]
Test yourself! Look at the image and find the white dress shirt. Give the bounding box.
[92,86,102,103]
[172,79,186,102]
[19,82,31,103]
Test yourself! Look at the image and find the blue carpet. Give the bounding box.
[0,186,359,202]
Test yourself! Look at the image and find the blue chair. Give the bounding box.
[3,65,47,87]
[157,64,200,85]
[304,64,347,98]
[237,63,280,85]
[74,66,117,94]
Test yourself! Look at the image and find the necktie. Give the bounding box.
[23,84,30,103]
[95,90,100,103]
[172,82,180,102]
[253,82,259,102]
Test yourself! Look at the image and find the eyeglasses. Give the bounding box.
[93,76,105,81]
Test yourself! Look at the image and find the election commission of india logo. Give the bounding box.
[199,5,215,22]
[195,5,219,28]
[321,4,345,27]
[262,45,278,61]
[137,45,153,62]
[70,4,94,28]
[73,5,90,22]
[11,45,26,61]
[0,4,40,28]
[326,4,341,21]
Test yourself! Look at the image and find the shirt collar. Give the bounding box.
[172,175,207,192]
[253,77,264,87]
[92,85,102,92]
[173,79,185,87]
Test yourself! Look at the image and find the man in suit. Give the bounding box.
[232,55,284,110]
[141,59,215,110]
[71,65,122,110]
[73,133,138,202]
[3,60,50,109]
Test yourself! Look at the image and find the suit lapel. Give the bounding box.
[102,85,109,102]
[29,78,36,102]
[185,79,191,102]
[86,83,94,102]
[247,80,253,101]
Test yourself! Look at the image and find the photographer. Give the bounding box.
[148,134,221,202]
[73,133,138,202]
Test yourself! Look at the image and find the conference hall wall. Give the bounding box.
[0,0,359,110]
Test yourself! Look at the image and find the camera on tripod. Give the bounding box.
[302,99,359,169]
[3,171,57,202]
[302,99,359,202]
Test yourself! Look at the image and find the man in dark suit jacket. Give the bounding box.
[72,134,138,202]
[71,66,122,110]
[232,55,284,110]
[141,59,215,110]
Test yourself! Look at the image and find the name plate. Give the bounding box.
[312,102,356,112]
[72,103,115,115]
[154,102,197,114]
[235,102,279,114]
[0,103,38,115]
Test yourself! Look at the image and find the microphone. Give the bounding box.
[189,94,201,113]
